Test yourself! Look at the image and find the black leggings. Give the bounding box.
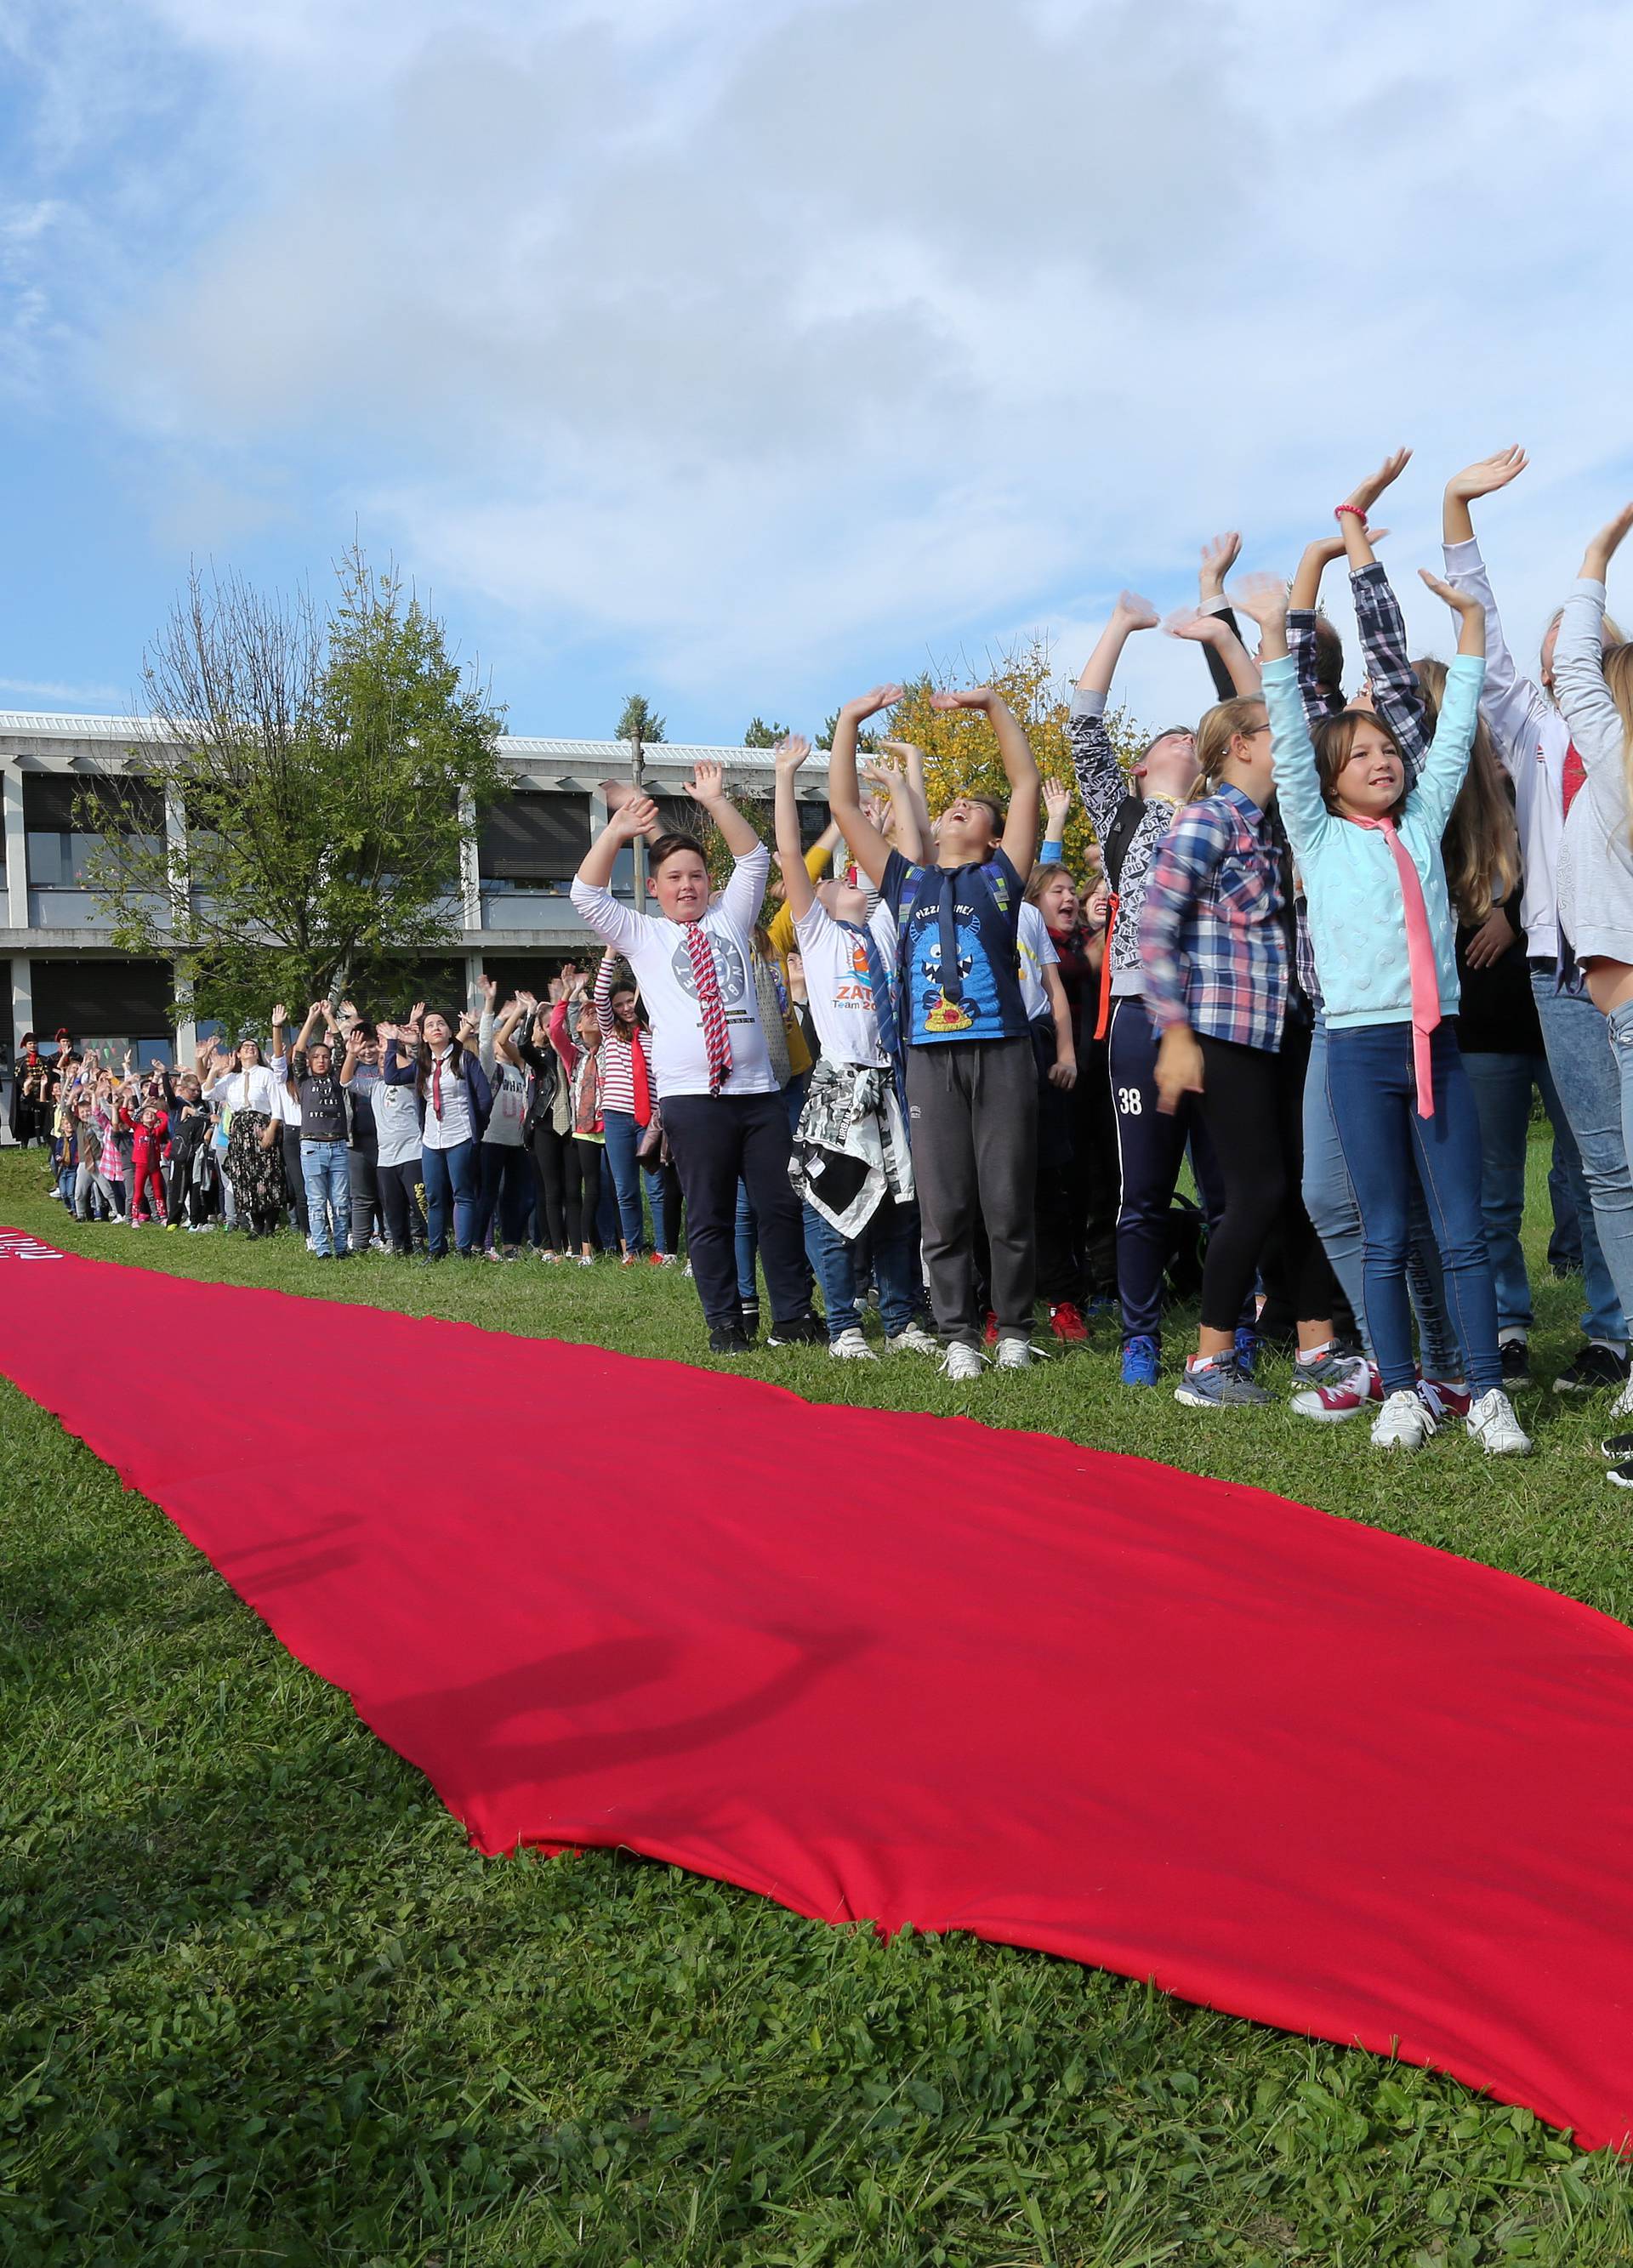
[378,1159,426,1253]
[1195,1032,1329,1335]
[527,1122,570,1251]
[565,1137,603,1251]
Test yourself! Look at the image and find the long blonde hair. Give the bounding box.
[1414,657,1521,924]
[1607,645,1633,849]
[1188,696,1266,803]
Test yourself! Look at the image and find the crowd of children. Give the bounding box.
[19,448,1633,1475]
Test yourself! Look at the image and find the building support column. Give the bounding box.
[3,765,26,933]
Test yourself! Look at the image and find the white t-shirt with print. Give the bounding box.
[1016,901,1059,1024]
[483,1060,528,1147]
[793,899,896,1069]
[373,1077,423,1169]
[570,846,776,1100]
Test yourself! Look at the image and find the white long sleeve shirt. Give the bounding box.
[1443,534,1569,963]
[569,845,776,1100]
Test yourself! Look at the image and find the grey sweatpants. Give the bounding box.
[905,1036,1038,1344]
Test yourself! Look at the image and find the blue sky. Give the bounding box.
[3,0,1633,745]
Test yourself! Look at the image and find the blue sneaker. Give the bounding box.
[1234,1326,1260,1378]
[1120,1333,1160,1387]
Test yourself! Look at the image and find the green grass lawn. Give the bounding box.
[3,1142,1632,2266]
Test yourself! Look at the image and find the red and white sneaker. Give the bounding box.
[1048,1301,1089,1344]
[1420,1376,1471,1422]
[1289,1355,1380,1423]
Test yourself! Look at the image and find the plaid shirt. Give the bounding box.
[1137,784,1289,1052]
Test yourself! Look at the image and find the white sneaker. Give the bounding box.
[1371,1389,1436,1451]
[1465,1388,1533,1456]
[885,1322,940,1356]
[828,1327,879,1361]
[578,1254,595,1269]
[939,1342,987,1382]
[305,1235,318,1253]
[1609,1376,1633,1425]
[993,1336,1046,1370]
[483,1248,504,1265]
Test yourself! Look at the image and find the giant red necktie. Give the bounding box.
[683,925,733,1094]
[1347,814,1440,1117]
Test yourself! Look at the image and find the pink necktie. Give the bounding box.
[1348,815,1439,1117]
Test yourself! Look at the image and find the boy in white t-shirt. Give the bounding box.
[570,762,822,1356]
[774,735,938,1362]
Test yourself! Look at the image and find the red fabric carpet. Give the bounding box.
[5,1228,1633,2150]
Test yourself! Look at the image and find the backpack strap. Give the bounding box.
[1101,793,1145,893]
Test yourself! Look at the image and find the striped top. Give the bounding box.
[593,957,654,1117]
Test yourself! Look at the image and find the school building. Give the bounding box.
[1,707,826,1086]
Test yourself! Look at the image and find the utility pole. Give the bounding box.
[630,721,646,901]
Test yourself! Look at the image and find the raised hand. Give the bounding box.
[1163,605,1224,644]
[685,759,726,805]
[377,1020,399,1043]
[608,793,657,843]
[772,733,812,776]
[1583,503,1633,580]
[1113,589,1160,632]
[1419,567,1484,620]
[1342,447,1411,521]
[1199,532,1241,597]
[1447,446,1528,503]
[927,687,998,713]
[476,971,498,1001]
[874,737,923,765]
[1228,571,1290,630]
[408,1001,425,1027]
[839,684,903,724]
[1042,777,1073,827]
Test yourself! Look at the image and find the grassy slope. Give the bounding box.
[3,1145,1631,2267]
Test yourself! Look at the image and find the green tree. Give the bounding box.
[816,708,879,755]
[742,716,791,748]
[616,693,666,745]
[83,548,506,1037]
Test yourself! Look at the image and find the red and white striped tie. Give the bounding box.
[683,924,733,1094]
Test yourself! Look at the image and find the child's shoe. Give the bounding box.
[1175,1352,1270,1409]
[939,1342,987,1383]
[1119,1333,1160,1388]
[1465,1388,1532,1456]
[828,1327,878,1361]
[1371,1390,1436,1451]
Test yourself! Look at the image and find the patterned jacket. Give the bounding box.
[1138,784,1289,1053]
[1067,689,1180,1002]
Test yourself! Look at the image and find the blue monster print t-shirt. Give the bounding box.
[880,845,1029,1046]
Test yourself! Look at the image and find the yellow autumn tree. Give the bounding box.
[885,634,1146,881]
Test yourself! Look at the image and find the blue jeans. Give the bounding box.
[809,1193,921,1339]
[1302,1015,1462,1374]
[1531,965,1633,1336]
[421,1138,480,1258]
[1461,1048,1620,1341]
[1326,1022,1501,1397]
[602,1107,676,1255]
[300,1140,351,1258]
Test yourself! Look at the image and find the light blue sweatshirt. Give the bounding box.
[1264,650,1484,1029]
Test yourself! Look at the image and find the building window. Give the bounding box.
[478,793,592,894]
[23,776,164,888]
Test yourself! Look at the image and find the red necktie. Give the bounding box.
[431,1054,443,1120]
[1348,815,1440,1117]
[1563,739,1586,816]
[683,924,733,1094]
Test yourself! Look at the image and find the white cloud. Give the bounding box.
[14,0,1633,725]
